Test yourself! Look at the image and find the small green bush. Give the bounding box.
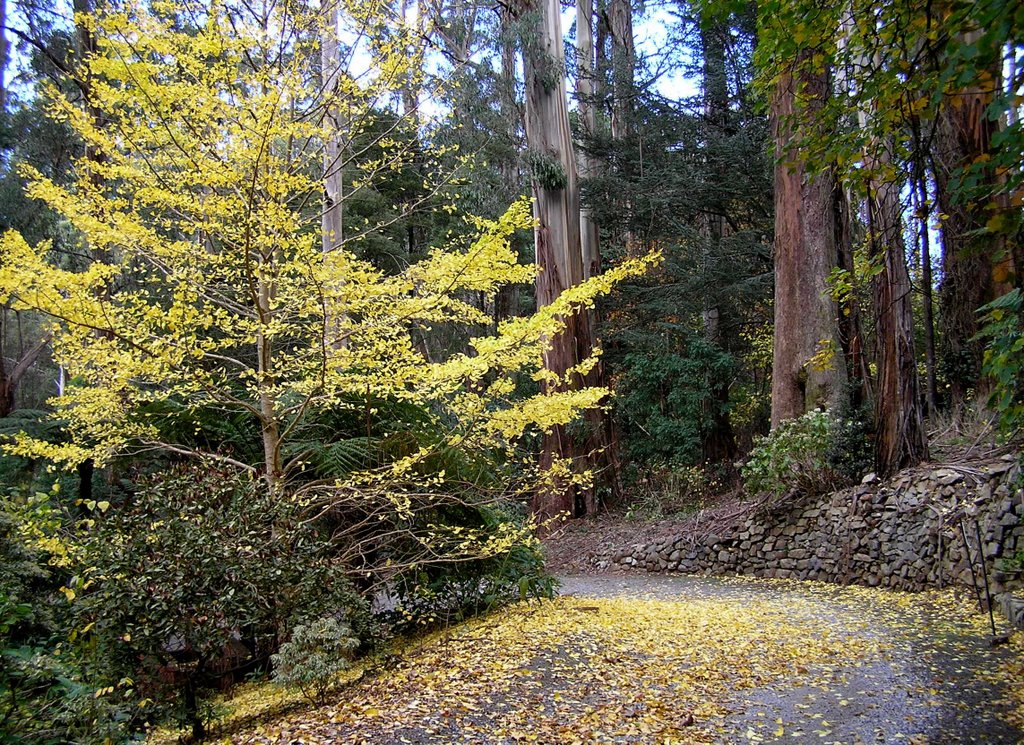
[271,617,359,704]
[77,463,367,740]
[823,387,874,482]
[741,410,853,497]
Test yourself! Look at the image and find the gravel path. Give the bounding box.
[558,573,1023,744]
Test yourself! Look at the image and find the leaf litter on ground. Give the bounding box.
[158,575,1024,744]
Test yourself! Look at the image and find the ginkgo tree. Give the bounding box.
[0,0,655,553]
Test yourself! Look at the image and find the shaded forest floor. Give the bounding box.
[196,575,1023,744]
[540,498,751,575]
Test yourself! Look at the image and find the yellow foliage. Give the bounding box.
[0,0,656,520]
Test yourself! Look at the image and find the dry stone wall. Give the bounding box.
[611,455,1024,614]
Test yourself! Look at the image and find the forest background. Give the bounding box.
[0,0,1021,740]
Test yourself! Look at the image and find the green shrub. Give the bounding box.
[615,342,736,467]
[741,410,851,497]
[271,617,360,704]
[0,409,65,488]
[76,463,368,740]
[823,386,874,482]
[0,507,57,742]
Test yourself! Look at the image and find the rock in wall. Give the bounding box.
[611,455,1024,605]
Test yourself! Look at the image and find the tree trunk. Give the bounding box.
[769,62,847,427]
[577,0,625,499]
[183,672,206,742]
[0,0,9,116]
[576,0,600,281]
[321,0,354,355]
[606,0,635,252]
[834,182,870,408]
[515,0,611,519]
[607,0,634,143]
[866,178,928,475]
[257,284,282,489]
[322,1,345,258]
[70,0,120,499]
[0,382,12,419]
[399,0,428,260]
[492,4,521,327]
[74,0,104,192]
[0,325,50,418]
[911,159,938,416]
[934,36,1014,408]
[77,458,94,504]
[838,8,927,475]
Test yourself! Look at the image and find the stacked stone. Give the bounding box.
[610,454,1024,602]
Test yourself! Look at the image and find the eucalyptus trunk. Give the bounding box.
[0,0,9,115]
[321,0,352,355]
[769,60,847,427]
[73,0,109,501]
[322,1,345,258]
[607,0,634,142]
[577,0,600,281]
[840,9,926,473]
[494,4,520,326]
[607,0,635,251]
[834,182,870,408]
[911,160,938,416]
[74,0,109,268]
[515,0,612,519]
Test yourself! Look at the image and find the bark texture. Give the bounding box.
[606,0,634,143]
[516,0,613,519]
[911,161,938,415]
[321,1,345,258]
[0,0,9,115]
[0,328,50,418]
[605,0,635,252]
[834,182,870,408]
[769,64,847,427]
[576,0,600,281]
[867,176,928,476]
[493,4,521,327]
